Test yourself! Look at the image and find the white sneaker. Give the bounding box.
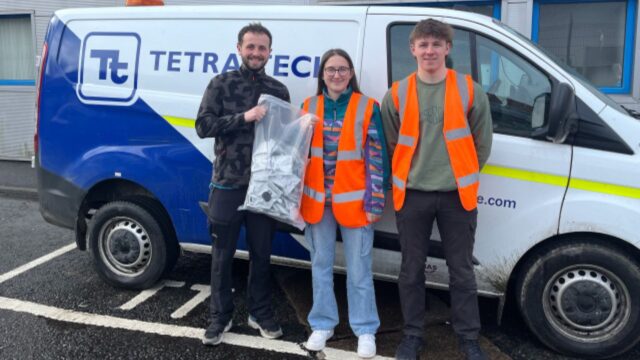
[357,334,376,358]
[305,329,334,351]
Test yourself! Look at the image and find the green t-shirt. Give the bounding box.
[381,75,493,192]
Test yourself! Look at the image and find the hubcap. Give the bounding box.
[99,217,152,277]
[543,265,630,343]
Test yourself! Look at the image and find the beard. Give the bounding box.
[241,55,267,71]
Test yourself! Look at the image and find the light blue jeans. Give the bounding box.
[305,208,380,336]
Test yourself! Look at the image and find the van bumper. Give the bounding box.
[36,163,86,232]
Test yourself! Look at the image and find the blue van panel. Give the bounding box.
[39,18,309,261]
[41,23,210,245]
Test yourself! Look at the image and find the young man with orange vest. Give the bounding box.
[381,19,493,360]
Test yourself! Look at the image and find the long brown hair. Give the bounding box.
[316,49,361,95]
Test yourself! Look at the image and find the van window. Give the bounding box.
[388,23,415,82]
[448,29,472,75]
[475,35,551,136]
[388,23,472,82]
[388,23,552,138]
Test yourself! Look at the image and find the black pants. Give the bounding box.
[396,190,481,340]
[207,188,276,329]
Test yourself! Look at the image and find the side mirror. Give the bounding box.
[531,82,578,143]
[546,82,579,143]
[531,93,548,129]
[531,93,550,140]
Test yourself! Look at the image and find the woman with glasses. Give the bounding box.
[300,48,388,358]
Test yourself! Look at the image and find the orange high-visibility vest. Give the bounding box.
[300,92,375,227]
[390,69,479,211]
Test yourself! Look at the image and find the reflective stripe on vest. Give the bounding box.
[300,95,326,224]
[392,175,406,190]
[397,134,415,147]
[300,93,374,227]
[310,147,323,158]
[456,71,471,115]
[303,185,325,202]
[389,75,419,211]
[445,127,471,141]
[458,172,479,188]
[333,189,366,203]
[391,69,479,211]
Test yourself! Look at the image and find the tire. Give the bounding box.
[516,238,640,359]
[88,201,178,289]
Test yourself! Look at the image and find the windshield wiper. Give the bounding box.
[621,105,640,120]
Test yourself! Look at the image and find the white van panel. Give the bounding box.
[598,105,640,150]
[358,13,393,102]
[65,13,365,161]
[65,16,364,103]
[57,5,368,22]
[474,134,571,267]
[561,144,640,247]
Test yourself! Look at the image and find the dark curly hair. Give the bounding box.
[237,22,272,47]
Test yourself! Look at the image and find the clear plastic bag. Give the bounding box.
[239,94,316,230]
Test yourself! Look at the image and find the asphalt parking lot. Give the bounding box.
[0,195,317,360]
[1,194,499,360]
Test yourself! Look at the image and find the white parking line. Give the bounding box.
[0,243,393,359]
[119,280,185,311]
[0,243,76,284]
[0,296,392,359]
[170,284,210,319]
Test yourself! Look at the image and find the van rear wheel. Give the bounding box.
[516,239,640,359]
[88,201,177,289]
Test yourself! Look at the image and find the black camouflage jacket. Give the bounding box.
[195,65,290,187]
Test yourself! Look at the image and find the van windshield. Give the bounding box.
[493,20,628,115]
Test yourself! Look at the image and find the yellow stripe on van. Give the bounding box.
[482,165,640,200]
[569,178,640,199]
[481,165,568,187]
[164,116,195,128]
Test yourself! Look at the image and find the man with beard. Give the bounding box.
[196,22,290,346]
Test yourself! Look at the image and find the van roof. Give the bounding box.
[54,5,494,26]
[55,5,366,22]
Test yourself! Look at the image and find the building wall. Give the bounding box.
[613,0,640,111]
[0,1,123,160]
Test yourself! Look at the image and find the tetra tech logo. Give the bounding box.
[78,32,141,105]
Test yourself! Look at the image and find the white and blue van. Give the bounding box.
[35,4,640,358]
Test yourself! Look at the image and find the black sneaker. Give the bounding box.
[202,319,232,346]
[248,315,283,339]
[458,337,488,360]
[395,335,424,360]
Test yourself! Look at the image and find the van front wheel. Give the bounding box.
[88,201,176,289]
[516,239,640,359]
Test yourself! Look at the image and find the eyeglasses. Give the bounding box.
[324,67,351,76]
